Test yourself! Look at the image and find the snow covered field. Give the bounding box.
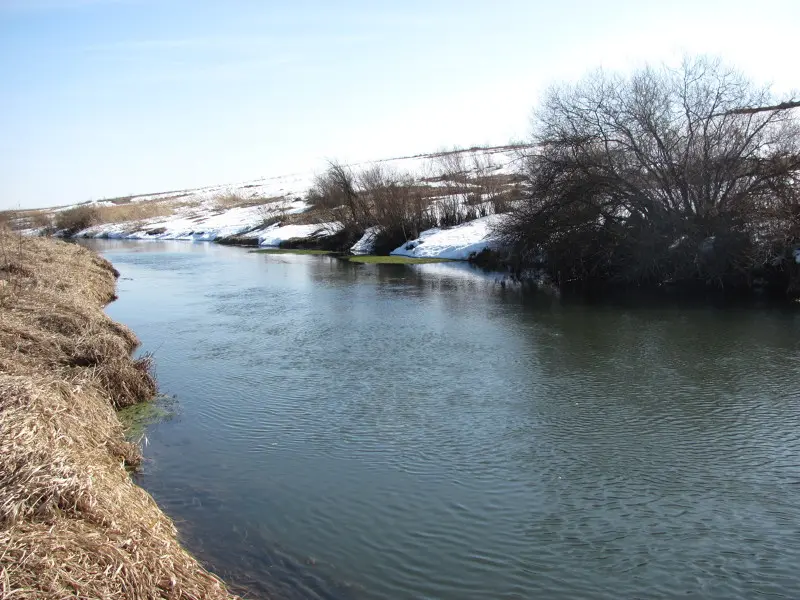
[73,200,309,243]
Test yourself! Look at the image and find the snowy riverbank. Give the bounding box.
[30,146,524,260]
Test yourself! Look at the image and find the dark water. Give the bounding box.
[87,240,800,600]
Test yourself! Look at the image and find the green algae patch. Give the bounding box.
[118,394,177,441]
[345,255,453,264]
[251,248,334,255]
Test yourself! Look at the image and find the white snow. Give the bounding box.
[73,198,311,242]
[350,227,380,255]
[121,171,314,206]
[390,214,505,260]
[794,248,800,264]
[257,223,340,247]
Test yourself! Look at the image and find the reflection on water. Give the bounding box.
[87,240,800,600]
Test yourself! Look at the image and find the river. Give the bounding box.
[86,239,800,600]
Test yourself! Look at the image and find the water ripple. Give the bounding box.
[94,241,800,600]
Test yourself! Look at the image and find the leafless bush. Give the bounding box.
[306,162,444,252]
[470,152,514,214]
[430,149,472,226]
[357,165,437,253]
[499,56,800,293]
[308,162,368,225]
[54,205,101,235]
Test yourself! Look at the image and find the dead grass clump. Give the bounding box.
[214,191,247,209]
[0,377,108,525]
[213,190,279,210]
[37,309,94,338]
[94,201,175,225]
[63,331,132,367]
[92,354,158,409]
[1,518,233,600]
[275,208,324,226]
[0,211,14,229]
[0,230,239,599]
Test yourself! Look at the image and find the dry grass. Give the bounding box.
[0,210,53,232]
[0,229,239,600]
[54,202,177,234]
[213,191,281,211]
[96,202,176,224]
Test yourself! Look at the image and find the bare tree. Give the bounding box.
[308,161,370,231]
[307,161,436,253]
[500,56,800,292]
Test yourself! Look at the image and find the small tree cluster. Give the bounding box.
[428,148,514,225]
[308,162,437,252]
[357,165,436,253]
[308,162,437,253]
[499,56,800,294]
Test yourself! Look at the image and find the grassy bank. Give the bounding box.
[0,230,238,599]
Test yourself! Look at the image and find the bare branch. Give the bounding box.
[724,100,800,115]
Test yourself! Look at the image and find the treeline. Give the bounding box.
[498,57,800,297]
[308,151,518,253]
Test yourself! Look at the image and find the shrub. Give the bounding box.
[54,205,101,234]
[308,162,437,252]
[359,165,437,252]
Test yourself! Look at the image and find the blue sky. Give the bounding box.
[1,0,797,209]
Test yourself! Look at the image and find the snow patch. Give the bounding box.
[350,227,380,255]
[74,199,311,243]
[257,223,341,247]
[390,214,505,260]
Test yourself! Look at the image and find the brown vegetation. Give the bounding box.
[307,162,438,252]
[306,150,524,254]
[0,229,238,599]
[54,202,177,235]
[212,191,280,211]
[0,209,54,232]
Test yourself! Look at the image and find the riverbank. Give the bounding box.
[0,231,238,599]
[3,145,522,265]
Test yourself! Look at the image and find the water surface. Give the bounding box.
[89,240,800,600]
